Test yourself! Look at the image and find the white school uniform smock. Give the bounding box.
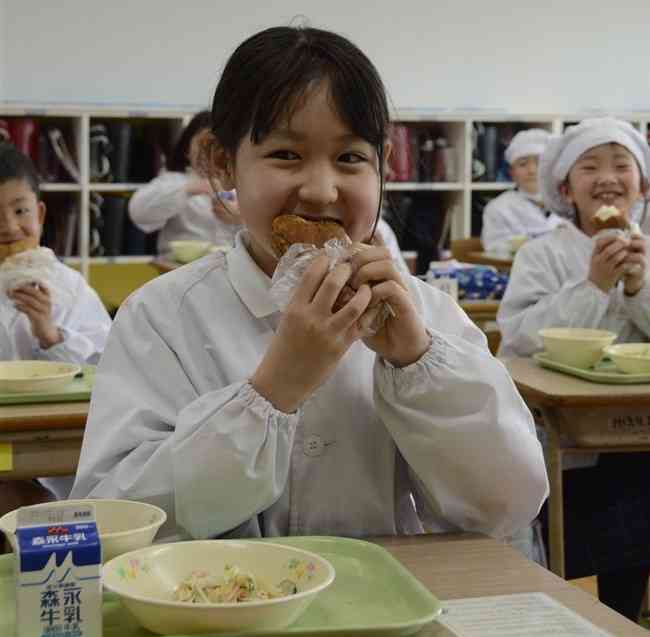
[0,260,111,500]
[70,231,548,541]
[481,190,563,254]
[128,171,241,254]
[0,259,111,364]
[497,222,650,359]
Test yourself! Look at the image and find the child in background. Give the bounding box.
[71,26,547,546]
[498,118,650,621]
[481,128,563,254]
[129,110,242,255]
[0,143,111,509]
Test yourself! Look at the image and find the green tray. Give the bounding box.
[0,365,95,405]
[534,352,650,384]
[0,536,441,636]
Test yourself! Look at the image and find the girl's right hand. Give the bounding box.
[588,234,629,293]
[251,255,372,413]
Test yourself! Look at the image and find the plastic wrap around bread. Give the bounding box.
[0,247,74,307]
[271,214,350,256]
[591,205,643,277]
[269,214,395,333]
[592,205,630,231]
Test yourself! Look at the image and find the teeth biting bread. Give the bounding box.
[593,205,629,231]
[0,237,39,261]
[271,214,349,257]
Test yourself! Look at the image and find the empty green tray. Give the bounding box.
[0,536,441,636]
[0,365,95,405]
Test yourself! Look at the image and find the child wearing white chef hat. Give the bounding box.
[480,128,563,254]
[498,117,650,621]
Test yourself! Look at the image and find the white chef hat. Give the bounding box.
[505,128,551,165]
[539,117,650,217]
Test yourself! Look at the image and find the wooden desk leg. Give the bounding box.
[542,407,565,578]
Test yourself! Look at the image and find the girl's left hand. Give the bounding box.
[9,283,62,349]
[348,245,431,367]
[623,234,647,296]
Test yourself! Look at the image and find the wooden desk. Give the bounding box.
[465,251,513,271]
[379,533,646,635]
[504,357,650,578]
[459,299,500,323]
[459,300,501,354]
[0,402,89,479]
[0,533,641,635]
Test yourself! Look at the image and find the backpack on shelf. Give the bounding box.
[89,124,113,182]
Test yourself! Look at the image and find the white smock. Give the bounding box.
[0,259,112,500]
[71,231,548,544]
[128,171,241,254]
[481,189,563,254]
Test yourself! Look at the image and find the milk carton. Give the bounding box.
[426,262,459,301]
[15,503,102,637]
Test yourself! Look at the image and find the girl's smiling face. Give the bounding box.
[561,142,647,236]
[222,80,386,276]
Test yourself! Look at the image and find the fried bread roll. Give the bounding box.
[271,214,349,257]
[0,237,40,261]
[593,205,629,231]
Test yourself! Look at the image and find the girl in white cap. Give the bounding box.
[498,117,650,621]
[481,128,563,254]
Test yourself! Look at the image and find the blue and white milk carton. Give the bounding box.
[15,503,102,637]
[426,261,459,301]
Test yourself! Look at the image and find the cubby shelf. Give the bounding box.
[3,104,649,279]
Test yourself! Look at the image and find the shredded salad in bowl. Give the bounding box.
[173,564,298,604]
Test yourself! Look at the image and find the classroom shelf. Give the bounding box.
[3,105,650,280]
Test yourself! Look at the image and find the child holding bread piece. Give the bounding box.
[72,26,547,554]
[498,117,650,620]
[0,143,111,510]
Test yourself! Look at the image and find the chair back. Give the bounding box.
[450,237,483,262]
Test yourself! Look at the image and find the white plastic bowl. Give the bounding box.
[0,499,166,563]
[169,240,212,263]
[102,540,335,635]
[539,328,617,369]
[0,360,81,393]
[604,343,650,374]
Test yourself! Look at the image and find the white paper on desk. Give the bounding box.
[436,592,613,637]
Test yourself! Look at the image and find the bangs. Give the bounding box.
[247,56,387,150]
[212,27,389,156]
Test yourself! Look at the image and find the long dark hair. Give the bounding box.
[167,110,212,173]
[210,26,390,232]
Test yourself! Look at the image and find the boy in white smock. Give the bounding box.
[0,144,111,510]
[481,128,562,254]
